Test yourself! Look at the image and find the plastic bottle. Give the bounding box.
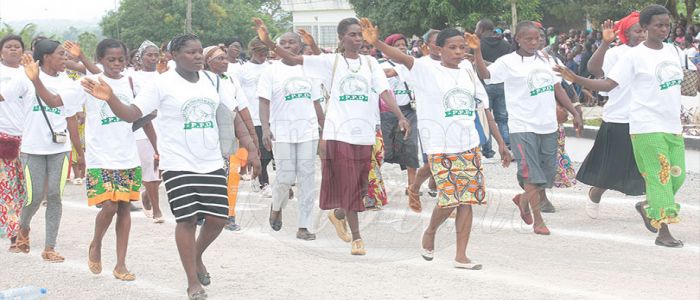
[0,286,47,300]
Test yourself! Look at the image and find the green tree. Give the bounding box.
[100,0,289,50]
[78,31,99,61]
[348,0,541,37]
[0,22,38,46]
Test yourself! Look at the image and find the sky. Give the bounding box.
[0,0,117,21]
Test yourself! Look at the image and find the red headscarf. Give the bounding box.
[614,12,640,45]
[384,34,407,46]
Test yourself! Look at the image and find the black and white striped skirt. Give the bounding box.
[162,169,229,223]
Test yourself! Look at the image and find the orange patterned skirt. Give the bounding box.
[429,148,485,208]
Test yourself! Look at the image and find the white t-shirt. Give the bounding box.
[487,51,559,134]
[608,43,684,134]
[303,53,390,145]
[9,71,77,154]
[401,58,489,154]
[220,73,248,110]
[237,61,269,126]
[130,70,159,140]
[381,60,413,106]
[0,65,26,136]
[601,44,634,123]
[133,69,237,173]
[227,62,244,79]
[61,75,140,169]
[257,61,321,143]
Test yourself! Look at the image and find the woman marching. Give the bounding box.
[32,39,147,280]
[253,17,410,255]
[80,34,261,298]
[578,13,647,218]
[202,44,258,231]
[3,39,84,262]
[362,19,511,268]
[0,35,27,251]
[258,31,325,240]
[469,21,584,235]
[555,5,690,247]
[379,33,421,196]
[131,40,165,223]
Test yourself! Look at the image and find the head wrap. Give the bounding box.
[384,33,407,47]
[614,11,640,45]
[203,45,226,66]
[135,40,158,65]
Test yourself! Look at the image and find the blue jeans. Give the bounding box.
[481,83,509,157]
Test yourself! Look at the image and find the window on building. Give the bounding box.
[319,25,337,49]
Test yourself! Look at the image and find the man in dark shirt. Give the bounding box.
[475,18,513,160]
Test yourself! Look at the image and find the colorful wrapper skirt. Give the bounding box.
[429,148,486,208]
[0,133,25,239]
[86,167,142,206]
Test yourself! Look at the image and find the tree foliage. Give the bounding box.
[0,22,38,46]
[100,0,290,50]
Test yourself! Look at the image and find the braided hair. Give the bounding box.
[169,34,199,53]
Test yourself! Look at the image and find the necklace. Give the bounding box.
[343,53,362,73]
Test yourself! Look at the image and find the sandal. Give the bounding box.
[88,244,102,274]
[188,289,208,300]
[152,217,165,224]
[327,211,351,243]
[407,187,422,213]
[113,269,136,281]
[8,244,20,253]
[655,238,684,248]
[41,249,65,263]
[15,230,29,253]
[635,202,658,233]
[351,239,367,255]
[197,272,211,286]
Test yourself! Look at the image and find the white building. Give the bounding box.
[281,0,357,49]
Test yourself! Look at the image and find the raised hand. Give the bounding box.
[553,65,577,83]
[420,43,430,56]
[20,53,40,81]
[81,77,114,101]
[252,17,272,45]
[359,18,379,45]
[63,41,82,58]
[464,33,480,50]
[156,57,169,74]
[297,28,316,46]
[601,20,617,44]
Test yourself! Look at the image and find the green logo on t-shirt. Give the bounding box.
[32,105,61,115]
[338,74,369,102]
[99,93,130,125]
[282,77,312,101]
[442,87,475,118]
[655,61,683,91]
[527,69,555,96]
[181,98,216,130]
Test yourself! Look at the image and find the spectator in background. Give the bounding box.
[475,18,513,159]
[547,27,558,46]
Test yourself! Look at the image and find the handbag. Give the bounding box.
[0,133,21,160]
[675,47,699,96]
[36,95,67,144]
[203,71,239,157]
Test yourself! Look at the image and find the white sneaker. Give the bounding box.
[72,178,84,185]
[261,184,272,198]
[585,200,600,219]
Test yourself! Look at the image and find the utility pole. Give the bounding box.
[186,0,193,33]
[511,0,518,30]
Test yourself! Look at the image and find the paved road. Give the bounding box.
[1,138,699,299]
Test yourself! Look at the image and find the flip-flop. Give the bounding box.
[655,238,684,248]
[635,202,658,233]
[454,261,482,270]
[197,272,211,286]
